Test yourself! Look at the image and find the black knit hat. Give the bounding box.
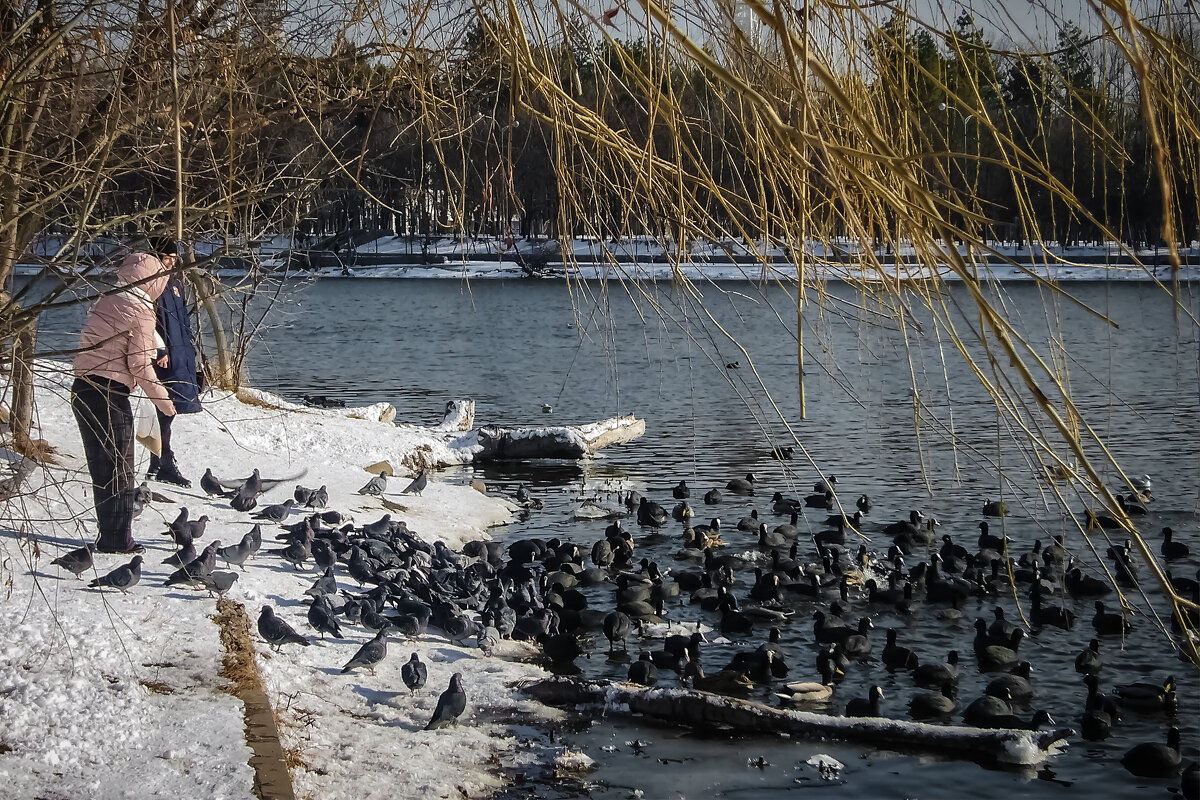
[148,236,180,258]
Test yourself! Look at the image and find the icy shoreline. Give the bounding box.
[18,234,1199,283]
[0,361,555,800]
[220,260,1199,282]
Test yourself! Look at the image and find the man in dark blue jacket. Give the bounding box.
[147,239,201,487]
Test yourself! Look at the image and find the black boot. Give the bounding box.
[147,453,160,479]
[154,457,191,488]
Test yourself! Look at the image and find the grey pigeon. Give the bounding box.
[304,566,337,597]
[201,468,230,498]
[360,603,392,632]
[218,533,255,571]
[307,485,329,509]
[166,507,189,542]
[307,595,343,640]
[164,541,219,587]
[51,543,96,579]
[184,515,208,541]
[88,556,142,593]
[0,456,36,501]
[130,482,153,518]
[294,485,316,505]
[477,626,501,654]
[312,539,337,572]
[442,613,479,645]
[401,652,427,693]
[358,471,387,496]
[401,470,428,496]
[340,628,390,675]
[360,514,392,538]
[200,570,238,598]
[346,547,379,585]
[229,469,263,512]
[252,498,295,523]
[246,523,263,556]
[515,483,530,504]
[267,531,312,570]
[258,605,310,651]
[163,540,197,568]
[257,472,305,493]
[425,673,466,729]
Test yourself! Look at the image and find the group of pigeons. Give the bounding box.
[50,463,463,732]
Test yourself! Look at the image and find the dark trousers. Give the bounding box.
[71,376,136,551]
[150,409,176,468]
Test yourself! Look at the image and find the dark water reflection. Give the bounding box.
[30,276,1200,799]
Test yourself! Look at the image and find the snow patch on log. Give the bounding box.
[432,399,475,432]
[233,387,396,423]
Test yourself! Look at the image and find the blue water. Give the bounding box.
[30,276,1200,798]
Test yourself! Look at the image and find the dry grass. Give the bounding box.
[215,598,267,694]
[139,679,175,695]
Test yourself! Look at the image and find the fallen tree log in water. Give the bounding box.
[519,678,1073,767]
[462,415,645,461]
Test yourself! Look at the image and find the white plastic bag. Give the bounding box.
[134,393,161,456]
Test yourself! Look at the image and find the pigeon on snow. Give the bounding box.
[252,498,295,523]
[218,533,256,570]
[307,485,329,509]
[401,470,428,496]
[307,595,343,640]
[341,627,390,675]
[51,543,96,579]
[401,652,428,693]
[425,672,467,729]
[163,540,197,568]
[201,468,231,498]
[200,570,238,597]
[164,542,219,587]
[358,471,388,496]
[88,556,142,593]
[258,605,310,651]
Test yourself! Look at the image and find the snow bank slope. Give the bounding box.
[0,361,548,800]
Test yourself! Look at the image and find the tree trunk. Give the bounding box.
[185,268,236,389]
[10,322,37,454]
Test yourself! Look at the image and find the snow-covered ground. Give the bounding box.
[0,362,556,799]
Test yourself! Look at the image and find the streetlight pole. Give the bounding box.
[940,102,978,260]
[939,101,972,187]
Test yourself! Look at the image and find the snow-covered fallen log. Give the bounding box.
[467,415,645,460]
[227,385,642,465]
[519,678,1073,767]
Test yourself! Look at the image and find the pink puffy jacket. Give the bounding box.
[74,252,177,415]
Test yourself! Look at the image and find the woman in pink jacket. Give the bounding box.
[73,243,178,554]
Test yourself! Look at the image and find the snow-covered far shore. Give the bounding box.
[17,234,1200,282]
[216,259,1200,283]
[0,361,557,800]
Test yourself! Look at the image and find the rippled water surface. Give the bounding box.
[33,277,1200,798]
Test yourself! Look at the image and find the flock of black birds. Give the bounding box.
[49,460,1197,791]
[506,470,1195,790]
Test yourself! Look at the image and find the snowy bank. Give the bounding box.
[0,361,556,800]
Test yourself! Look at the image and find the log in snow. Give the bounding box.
[519,678,1073,767]
[229,387,642,464]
